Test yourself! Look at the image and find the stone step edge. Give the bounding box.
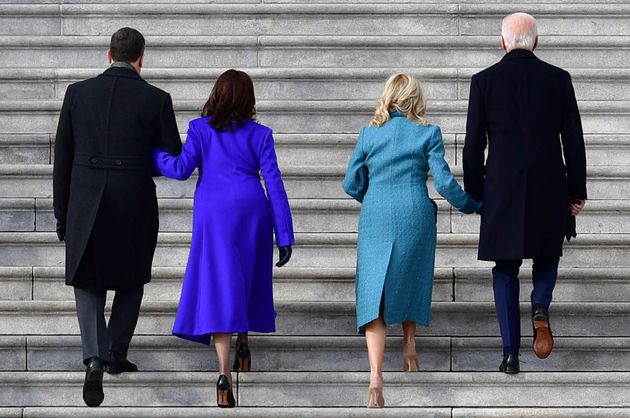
[4,3,630,16]
[19,196,630,213]
[1,163,629,178]
[2,231,630,247]
[1,35,630,48]
[2,370,630,384]
[1,99,629,114]
[1,67,629,81]
[0,299,629,315]
[5,134,630,149]
[9,407,630,418]
[13,265,630,281]
[5,335,630,351]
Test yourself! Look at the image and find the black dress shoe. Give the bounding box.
[532,305,554,359]
[216,374,236,408]
[105,351,138,375]
[83,357,104,407]
[499,353,519,374]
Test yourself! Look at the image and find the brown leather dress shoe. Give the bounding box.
[532,305,554,359]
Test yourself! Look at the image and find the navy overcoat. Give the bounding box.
[463,49,587,261]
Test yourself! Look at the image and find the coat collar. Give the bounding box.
[98,66,145,82]
[501,49,538,62]
[390,110,406,118]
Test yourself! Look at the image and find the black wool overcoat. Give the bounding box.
[53,66,182,289]
[463,49,587,261]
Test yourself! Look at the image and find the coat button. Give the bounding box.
[115,160,123,166]
[90,157,99,164]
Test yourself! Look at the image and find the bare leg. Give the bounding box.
[213,333,233,383]
[365,318,386,407]
[402,321,419,372]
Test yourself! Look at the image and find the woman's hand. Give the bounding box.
[276,245,292,267]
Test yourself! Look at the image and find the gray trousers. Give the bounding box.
[74,286,144,365]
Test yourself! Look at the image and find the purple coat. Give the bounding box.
[153,116,294,344]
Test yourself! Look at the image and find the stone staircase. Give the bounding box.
[1,2,630,417]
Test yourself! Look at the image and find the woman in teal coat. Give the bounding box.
[342,74,481,408]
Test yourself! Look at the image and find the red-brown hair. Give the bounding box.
[201,69,256,131]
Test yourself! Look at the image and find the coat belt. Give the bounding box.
[74,152,151,171]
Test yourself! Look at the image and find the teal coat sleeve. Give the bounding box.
[427,126,481,214]
[342,129,369,203]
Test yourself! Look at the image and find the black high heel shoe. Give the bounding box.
[216,374,236,408]
[233,342,251,372]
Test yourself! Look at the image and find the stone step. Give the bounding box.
[237,371,630,407]
[3,334,630,373]
[1,99,629,135]
[5,197,623,236]
[1,36,630,70]
[3,3,630,37]
[3,67,630,102]
[1,164,629,200]
[1,300,630,337]
[2,371,630,407]
[17,407,450,418]
[2,265,629,303]
[1,231,630,268]
[9,407,630,418]
[5,131,627,169]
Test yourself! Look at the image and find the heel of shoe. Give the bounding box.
[233,343,251,372]
[367,387,385,408]
[216,375,236,408]
[403,357,420,372]
[533,320,554,359]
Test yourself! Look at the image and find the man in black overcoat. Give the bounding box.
[463,13,587,374]
[53,28,182,406]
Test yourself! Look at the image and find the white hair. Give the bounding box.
[501,12,538,52]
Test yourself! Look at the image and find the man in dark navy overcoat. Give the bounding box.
[463,13,587,374]
[53,27,182,405]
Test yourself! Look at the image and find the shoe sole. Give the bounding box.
[533,320,554,359]
[83,367,104,407]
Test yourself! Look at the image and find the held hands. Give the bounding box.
[276,245,292,267]
[56,221,65,242]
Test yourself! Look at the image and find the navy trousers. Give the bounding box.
[492,257,559,356]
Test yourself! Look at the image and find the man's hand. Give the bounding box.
[570,200,586,216]
[56,221,65,242]
[276,245,292,267]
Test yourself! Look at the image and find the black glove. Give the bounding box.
[565,198,579,242]
[276,245,292,267]
[56,220,65,242]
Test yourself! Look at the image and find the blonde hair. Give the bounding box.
[370,73,428,127]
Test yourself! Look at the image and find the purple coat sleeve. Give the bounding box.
[259,130,295,247]
[152,122,202,181]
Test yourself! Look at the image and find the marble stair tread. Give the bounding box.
[14,407,630,418]
[2,335,630,372]
[19,407,450,418]
[1,300,630,337]
[2,232,630,269]
[3,265,630,303]
[2,371,630,407]
[1,163,629,199]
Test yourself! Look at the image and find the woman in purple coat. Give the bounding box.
[152,70,294,408]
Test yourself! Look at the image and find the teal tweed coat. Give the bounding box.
[343,113,480,333]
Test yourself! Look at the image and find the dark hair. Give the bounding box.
[110,27,145,63]
[201,69,256,131]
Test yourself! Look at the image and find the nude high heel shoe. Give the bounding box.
[403,341,420,372]
[367,386,385,408]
